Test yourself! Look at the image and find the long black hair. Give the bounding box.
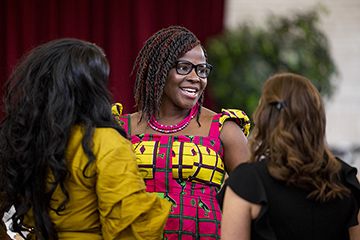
[133,26,208,123]
[0,38,125,239]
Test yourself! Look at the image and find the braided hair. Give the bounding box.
[133,26,208,124]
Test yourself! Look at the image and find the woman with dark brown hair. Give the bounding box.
[217,73,360,240]
[112,26,251,239]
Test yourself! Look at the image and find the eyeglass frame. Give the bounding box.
[174,60,213,78]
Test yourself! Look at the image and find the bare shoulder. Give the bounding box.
[199,106,217,121]
[129,111,142,120]
[220,117,250,172]
[198,107,217,129]
[129,111,148,135]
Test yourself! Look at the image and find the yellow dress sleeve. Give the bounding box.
[111,103,123,126]
[219,108,250,138]
[96,132,171,240]
[111,103,123,116]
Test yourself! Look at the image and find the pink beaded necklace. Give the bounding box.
[148,103,199,134]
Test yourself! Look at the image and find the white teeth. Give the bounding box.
[181,88,196,92]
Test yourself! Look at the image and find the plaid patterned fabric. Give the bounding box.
[158,179,222,239]
[112,106,250,239]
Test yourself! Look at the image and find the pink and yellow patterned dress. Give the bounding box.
[112,106,250,239]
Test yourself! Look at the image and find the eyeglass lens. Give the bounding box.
[175,61,212,78]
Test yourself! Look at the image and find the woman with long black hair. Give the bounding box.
[0,38,170,240]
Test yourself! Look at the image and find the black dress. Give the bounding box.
[216,159,360,240]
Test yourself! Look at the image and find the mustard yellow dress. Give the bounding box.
[18,125,171,239]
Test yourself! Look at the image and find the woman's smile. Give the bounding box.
[180,87,198,98]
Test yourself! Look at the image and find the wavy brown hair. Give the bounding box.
[249,73,350,202]
[133,26,207,124]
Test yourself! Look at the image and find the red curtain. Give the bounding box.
[0,0,224,119]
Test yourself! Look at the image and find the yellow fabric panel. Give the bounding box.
[219,108,250,138]
[134,140,224,186]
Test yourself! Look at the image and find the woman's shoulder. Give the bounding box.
[231,161,267,177]
[219,108,250,122]
[338,158,360,194]
[200,107,249,122]
[93,127,129,146]
[129,111,142,120]
[210,107,251,138]
[126,111,150,136]
[216,162,268,208]
[199,106,217,120]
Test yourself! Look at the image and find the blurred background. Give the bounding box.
[1,0,359,167]
[224,0,360,170]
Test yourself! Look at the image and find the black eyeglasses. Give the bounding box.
[174,60,213,78]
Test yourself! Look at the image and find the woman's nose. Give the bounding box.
[187,69,200,82]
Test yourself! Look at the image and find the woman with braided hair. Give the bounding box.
[0,38,171,240]
[217,73,360,239]
[112,26,251,239]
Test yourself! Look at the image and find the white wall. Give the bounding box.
[224,0,360,168]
